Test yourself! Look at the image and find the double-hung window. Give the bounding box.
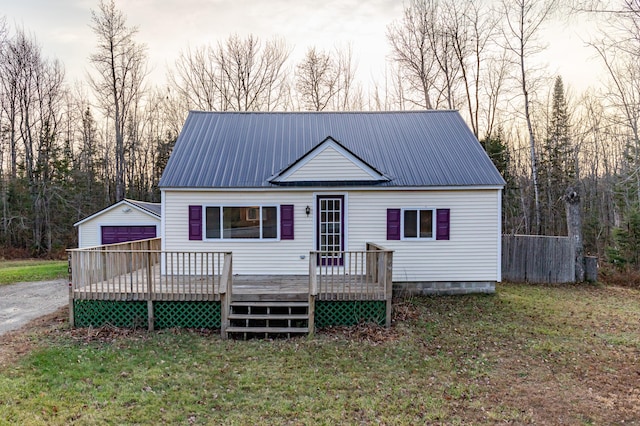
[205,206,278,240]
[402,208,435,239]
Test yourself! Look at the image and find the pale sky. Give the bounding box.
[1,0,605,94]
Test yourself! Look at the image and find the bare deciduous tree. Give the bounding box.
[89,0,147,201]
[0,28,66,253]
[446,0,500,137]
[386,0,505,136]
[386,0,440,109]
[296,47,339,111]
[167,46,220,111]
[501,0,559,234]
[214,34,290,111]
[587,2,640,204]
[168,34,290,112]
[333,44,363,111]
[483,50,509,138]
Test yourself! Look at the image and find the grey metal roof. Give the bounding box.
[74,199,161,227]
[159,111,506,188]
[125,199,161,217]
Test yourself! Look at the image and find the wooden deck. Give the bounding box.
[72,269,386,302]
[68,239,394,330]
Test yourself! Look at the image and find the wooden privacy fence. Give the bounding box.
[502,235,574,283]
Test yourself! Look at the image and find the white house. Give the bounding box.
[158,110,505,295]
[74,199,161,248]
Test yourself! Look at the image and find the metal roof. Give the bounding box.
[74,199,161,227]
[125,199,161,217]
[159,110,506,188]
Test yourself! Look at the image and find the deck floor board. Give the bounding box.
[73,267,386,301]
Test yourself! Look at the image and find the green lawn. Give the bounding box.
[0,260,67,285]
[0,260,68,285]
[0,282,639,424]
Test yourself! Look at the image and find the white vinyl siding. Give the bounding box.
[285,146,376,181]
[77,207,160,248]
[162,188,501,282]
[347,190,500,282]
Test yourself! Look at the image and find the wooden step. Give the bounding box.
[223,300,311,338]
[230,301,309,308]
[225,326,309,334]
[231,293,308,302]
[228,314,309,320]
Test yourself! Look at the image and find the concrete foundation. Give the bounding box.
[393,281,496,296]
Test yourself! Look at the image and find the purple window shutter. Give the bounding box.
[436,208,450,240]
[387,209,401,240]
[188,205,202,240]
[281,205,294,240]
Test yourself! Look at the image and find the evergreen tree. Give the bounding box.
[540,76,575,235]
[481,129,511,182]
[480,129,517,232]
[607,204,640,270]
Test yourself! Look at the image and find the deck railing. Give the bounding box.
[308,243,393,331]
[67,239,231,302]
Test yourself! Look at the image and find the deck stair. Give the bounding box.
[224,301,309,339]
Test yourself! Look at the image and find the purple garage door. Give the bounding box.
[101,226,157,245]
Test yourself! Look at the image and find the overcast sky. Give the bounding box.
[1,0,604,93]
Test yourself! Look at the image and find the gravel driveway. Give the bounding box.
[0,279,68,336]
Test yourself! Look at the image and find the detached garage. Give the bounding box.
[74,199,161,248]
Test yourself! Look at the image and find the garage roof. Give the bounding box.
[73,199,161,227]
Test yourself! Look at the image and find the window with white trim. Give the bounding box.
[402,208,435,239]
[205,206,278,240]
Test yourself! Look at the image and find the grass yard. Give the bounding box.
[0,260,67,285]
[0,282,639,425]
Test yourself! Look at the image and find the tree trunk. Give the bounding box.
[565,187,584,282]
[521,44,541,234]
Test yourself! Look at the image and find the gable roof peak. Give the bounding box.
[269,135,389,185]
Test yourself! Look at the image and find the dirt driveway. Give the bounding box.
[0,279,68,336]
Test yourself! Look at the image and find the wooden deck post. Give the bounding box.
[308,254,318,336]
[367,243,377,283]
[147,251,154,331]
[147,301,154,331]
[220,253,232,339]
[384,251,393,328]
[68,253,75,327]
[101,246,107,282]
